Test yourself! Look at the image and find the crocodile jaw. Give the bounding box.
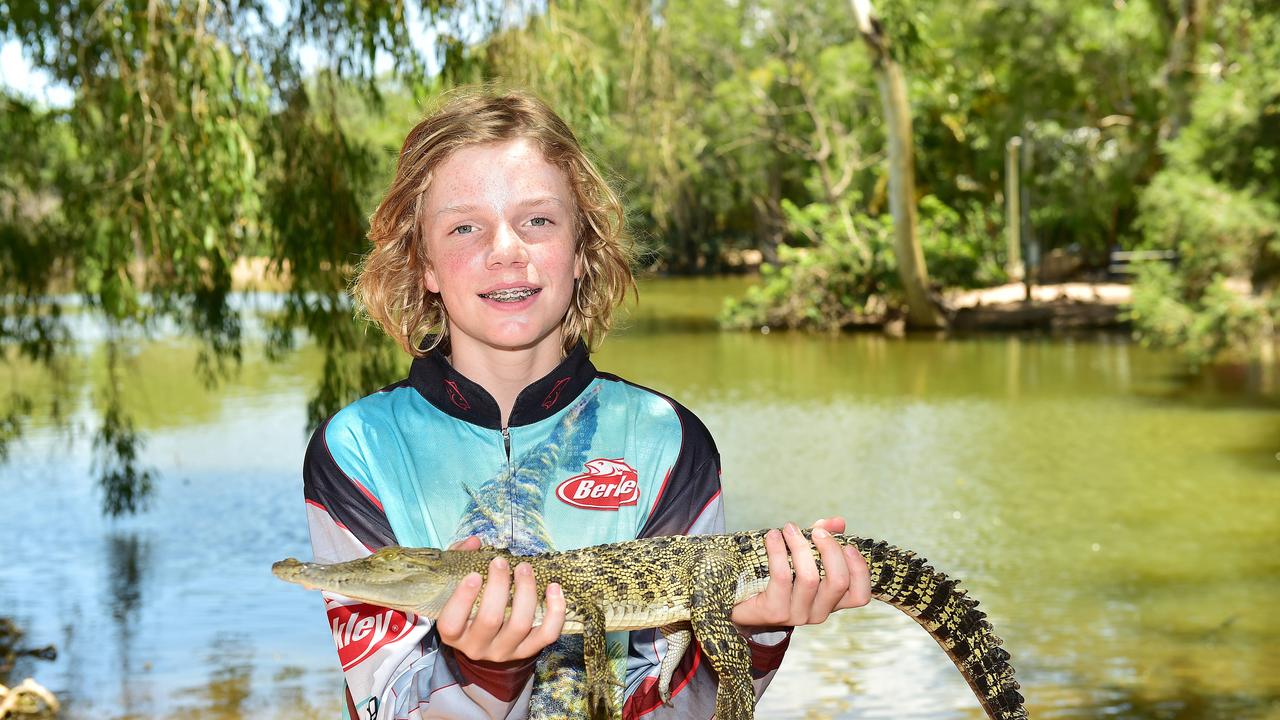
[272,557,461,615]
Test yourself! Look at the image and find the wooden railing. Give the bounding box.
[1107,249,1179,277]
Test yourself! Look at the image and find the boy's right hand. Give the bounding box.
[435,536,567,662]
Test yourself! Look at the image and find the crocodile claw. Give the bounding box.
[585,683,615,720]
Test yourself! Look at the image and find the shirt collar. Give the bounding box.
[408,340,597,430]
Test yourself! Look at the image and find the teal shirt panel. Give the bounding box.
[322,377,684,553]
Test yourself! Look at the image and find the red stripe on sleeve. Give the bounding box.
[647,467,674,519]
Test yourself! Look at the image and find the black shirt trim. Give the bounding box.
[406,340,598,430]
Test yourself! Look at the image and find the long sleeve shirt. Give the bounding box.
[302,342,790,719]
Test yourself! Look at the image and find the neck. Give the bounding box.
[448,336,564,427]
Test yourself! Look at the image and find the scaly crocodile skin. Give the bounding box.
[274,530,1029,720]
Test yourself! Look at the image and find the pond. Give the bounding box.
[1,277,1278,719]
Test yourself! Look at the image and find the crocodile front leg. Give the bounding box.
[690,553,754,720]
[577,601,620,720]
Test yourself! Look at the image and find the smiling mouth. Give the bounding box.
[478,287,541,303]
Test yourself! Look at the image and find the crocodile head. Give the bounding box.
[272,545,497,615]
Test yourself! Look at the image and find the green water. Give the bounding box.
[2,277,1277,719]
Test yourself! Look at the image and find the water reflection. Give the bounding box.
[178,635,333,720]
[105,532,151,717]
[106,533,149,625]
[1045,684,1280,720]
[183,634,253,720]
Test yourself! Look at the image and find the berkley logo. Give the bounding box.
[556,458,640,510]
[326,600,415,670]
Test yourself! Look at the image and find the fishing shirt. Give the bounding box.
[302,341,791,720]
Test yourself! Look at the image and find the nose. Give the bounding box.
[487,220,529,268]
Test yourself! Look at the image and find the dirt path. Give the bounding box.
[945,282,1132,308]
[944,282,1132,331]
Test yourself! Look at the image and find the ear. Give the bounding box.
[424,264,441,294]
[573,247,584,281]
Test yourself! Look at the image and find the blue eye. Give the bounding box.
[529,217,551,227]
[452,224,475,235]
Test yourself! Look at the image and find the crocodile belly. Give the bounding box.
[604,602,691,631]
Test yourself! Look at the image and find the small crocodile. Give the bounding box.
[274,530,1029,720]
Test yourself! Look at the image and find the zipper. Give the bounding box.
[501,426,514,546]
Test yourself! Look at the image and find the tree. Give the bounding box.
[0,0,482,514]
[1129,0,1280,363]
[850,0,946,329]
[4,0,1276,516]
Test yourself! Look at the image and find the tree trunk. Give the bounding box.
[850,0,947,329]
[1157,0,1208,142]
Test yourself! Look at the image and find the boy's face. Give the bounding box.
[420,138,580,357]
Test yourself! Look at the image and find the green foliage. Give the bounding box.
[1130,6,1280,362]
[0,0,470,515]
[906,0,1164,255]
[1129,168,1279,362]
[1138,170,1276,285]
[94,390,156,516]
[721,202,894,331]
[1130,264,1274,365]
[721,196,1004,330]
[3,0,1280,515]
[917,196,1007,290]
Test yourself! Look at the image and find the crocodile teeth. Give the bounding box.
[480,288,540,302]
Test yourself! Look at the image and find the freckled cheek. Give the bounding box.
[436,252,472,276]
[529,245,577,282]
[428,244,483,285]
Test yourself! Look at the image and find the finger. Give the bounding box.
[449,536,483,551]
[435,571,483,642]
[838,546,873,609]
[466,556,513,653]
[760,528,794,614]
[519,582,566,656]
[494,562,537,651]
[784,523,821,624]
[812,516,847,535]
[810,527,850,622]
[731,530,790,628]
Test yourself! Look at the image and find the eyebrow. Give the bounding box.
[434,203,482,218]
[518,196,567,209]
[433,197,567,218]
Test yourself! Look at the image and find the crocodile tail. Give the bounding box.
[848,536,1029,720]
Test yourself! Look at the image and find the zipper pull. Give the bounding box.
[501,427,511,461]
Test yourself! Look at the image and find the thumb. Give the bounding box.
[448,536,484,551]
[811,517,847,534]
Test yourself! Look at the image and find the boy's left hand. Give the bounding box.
[730,517,871,632]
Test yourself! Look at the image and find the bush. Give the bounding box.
[1127,16,1280,363]
[1130,168,1279,362]
[720,200,893,330]
[720,196,1004,330]
[1129,263,1273,365]
[917,196,1007,290]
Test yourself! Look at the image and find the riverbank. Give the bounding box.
[0,619,58,720]
[945,282,1131,332]
[0,679,59,719]
[232,259,1137,333]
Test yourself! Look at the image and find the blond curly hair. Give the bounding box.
[355,87,636,357]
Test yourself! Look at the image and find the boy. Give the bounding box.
[302,87,869,719]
